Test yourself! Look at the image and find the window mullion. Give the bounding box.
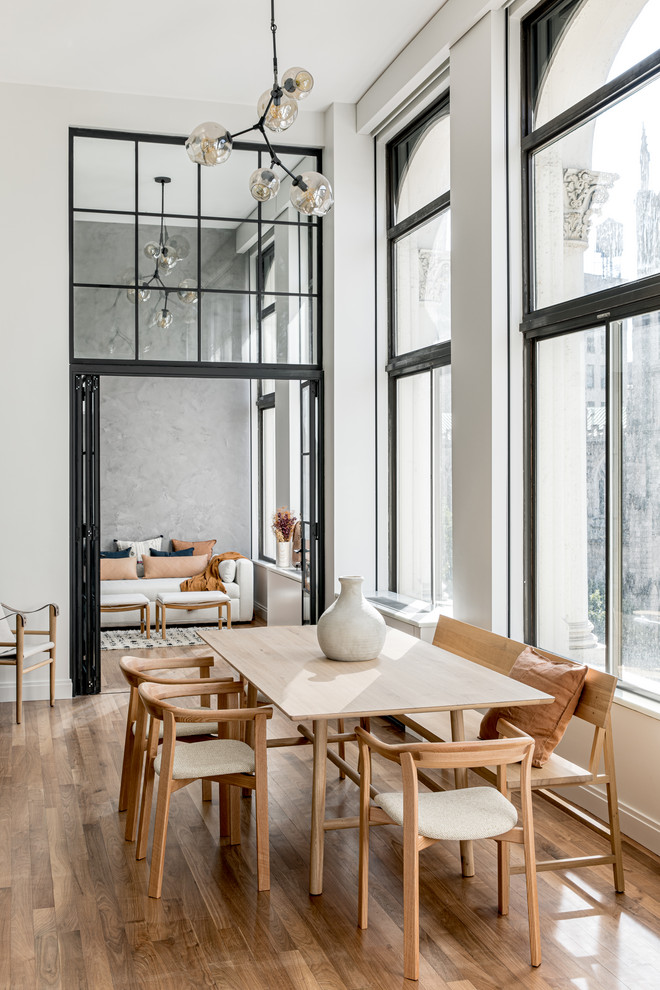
[430,368,436,606]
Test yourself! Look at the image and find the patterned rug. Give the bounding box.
[101,627,207,650]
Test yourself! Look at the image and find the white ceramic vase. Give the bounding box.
[276,540,292,568]
[317,575,386,662]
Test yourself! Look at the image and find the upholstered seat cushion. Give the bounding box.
[100,594,150,607]
[156,591,230,605]
[0,641,55,661]
[375,786,518,841]
[154,738,255,778]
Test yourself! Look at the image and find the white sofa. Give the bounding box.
[100,556,254,627]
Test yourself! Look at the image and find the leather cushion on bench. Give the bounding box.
[478,647,587,767]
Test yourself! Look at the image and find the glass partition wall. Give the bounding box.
[70,129,324,693]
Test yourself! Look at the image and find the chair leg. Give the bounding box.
[603,720,625,893]
[148,772,174,898]
[229,786,241,846]
[161,605,167,641]
[497,837,510,915]
[402,830,420,981]
[136,732,158,860]
[16,656,23,725]
[155,602,159,634]
[49,653,56,708]
[337,719,346,780]
[358,806,370,930]
[118,695,136,812]
[254,780,270,892]
[520,792,542,966]
[219,782,231,837]
[145,603,150,640]
[126,704,148,841]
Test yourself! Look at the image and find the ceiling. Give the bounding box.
[0,1,446,110]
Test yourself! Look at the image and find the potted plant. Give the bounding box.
[272,507,298,568]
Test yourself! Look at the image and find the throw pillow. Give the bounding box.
[100,548,132,558]
[218,559,236,583]
[149,547,194,557]
[115,535,163,561]
[100,557,138,581]
[478,646,587,767]
[142,553,209,580]
[171,538,217,556]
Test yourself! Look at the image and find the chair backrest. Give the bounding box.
[432,615,616,729]
[355,725,534,774]
[0,605,15,645]
[119,654,216,690]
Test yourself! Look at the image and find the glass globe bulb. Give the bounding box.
[177,279,198,304]
[168,235,190,261]
[143,241,161,260]
[290,171,334,217]
[126,282,151,304]
[185,121,233,166]
[158,250,177,273]
[281,67,314,100]
[154,308,173,329]
[249,167,280,202]
[257,90,298,132]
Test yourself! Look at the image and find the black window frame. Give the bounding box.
[386,94,452,602]
[521,1,660,702]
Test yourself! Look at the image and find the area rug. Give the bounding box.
[101,627,206,650]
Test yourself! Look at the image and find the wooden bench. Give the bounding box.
[400,616,625,892]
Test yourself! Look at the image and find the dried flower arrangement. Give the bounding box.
[272,507,298,543]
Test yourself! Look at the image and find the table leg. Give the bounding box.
[450,709,474,877]
[310,718,328,896]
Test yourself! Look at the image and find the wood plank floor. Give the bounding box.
[2,641,660,989]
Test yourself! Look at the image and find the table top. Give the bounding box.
[197,626,552,722]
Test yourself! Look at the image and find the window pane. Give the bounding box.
[529,0,658,129]
[138,142,197,215]
[533,72,660,310]
[395,210,450,353]
[433,366,452,605]
[201,219,254,291]
[536,328,607,665]
[73,136,134,212]
[261,405,277,559]
[201,292,255,362]
[261,294,316,364]
[73,214,134,286]
[200,147,260,219]
[396,374,432,601]
[392,110,449,224]
[73,286,135,359]
[139,291,198,361]
[138,217,197,290]
[620,312,660,693]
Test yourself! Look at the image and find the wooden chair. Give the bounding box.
[137,680,272,898]
[0,602,58,723]
[401,615,625,892]
[118,654,235,843]
[356,721,541,981]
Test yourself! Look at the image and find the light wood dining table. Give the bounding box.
[197,624,552,895]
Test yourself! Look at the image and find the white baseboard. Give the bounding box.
[0,677,72,704]
[254,602,267,622]
[554,782,660,858]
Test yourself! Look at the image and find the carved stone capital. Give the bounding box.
[563,168,618,245]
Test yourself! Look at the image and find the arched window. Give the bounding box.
[523,0,660,700]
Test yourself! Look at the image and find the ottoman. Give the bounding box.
[155,591,231,639]
[100,594,151,638]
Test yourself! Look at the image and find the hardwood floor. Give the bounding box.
[3,643,660,988]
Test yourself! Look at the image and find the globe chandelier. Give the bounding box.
[185,0,333,217]
[125,176,197,330]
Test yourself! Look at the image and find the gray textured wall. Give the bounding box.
[100,376,251,555]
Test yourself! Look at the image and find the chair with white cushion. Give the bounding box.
[137,680,272,898]
[0,602,58,723]
[356,720,540,980]
[118,654,235,842]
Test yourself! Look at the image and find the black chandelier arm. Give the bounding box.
[271,0,279,92]
[231,122,261,140]
[257,123,308,191]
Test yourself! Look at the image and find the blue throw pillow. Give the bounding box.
[100,548,132,558]
[149,547,195,557]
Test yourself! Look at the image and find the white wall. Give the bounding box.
[0,81,324,702]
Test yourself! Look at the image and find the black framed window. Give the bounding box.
[522,0,660,701]
[70,128,321,368]
[386,96,452,606]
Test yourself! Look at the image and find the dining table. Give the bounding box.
[197,624,552,895]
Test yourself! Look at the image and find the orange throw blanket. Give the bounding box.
[180,551,247,593]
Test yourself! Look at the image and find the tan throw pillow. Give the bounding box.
[478,647,587,767]
[171,538,217,557]
[100,557,138,581]
[142,553,209,579]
